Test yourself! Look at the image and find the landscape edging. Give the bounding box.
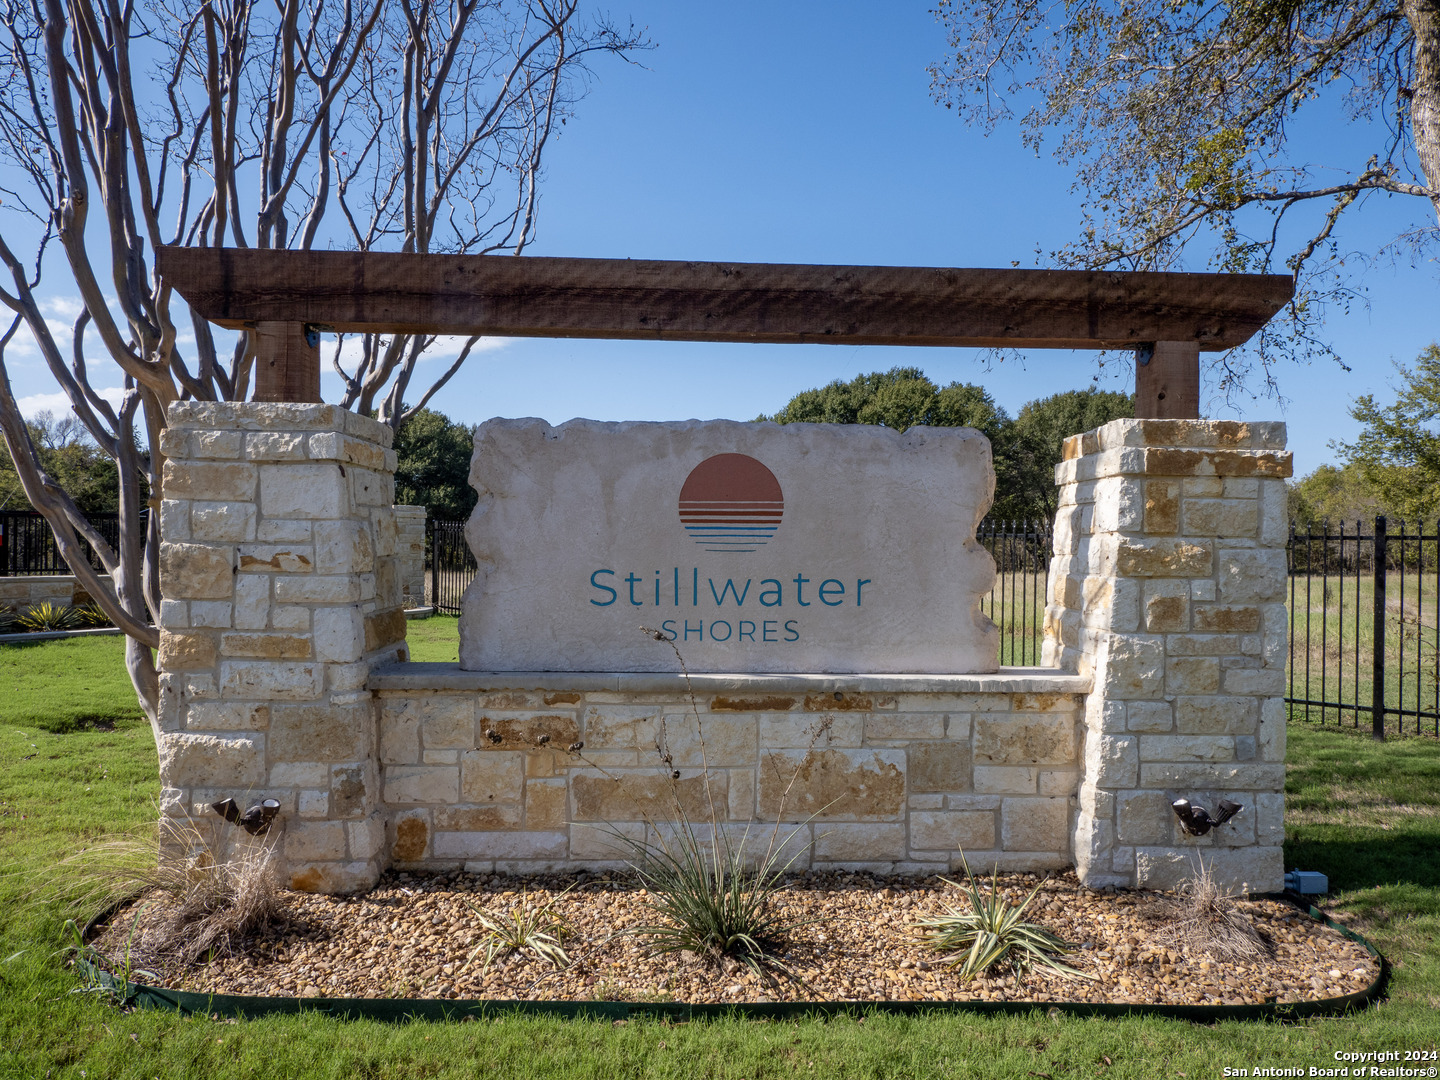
[0,627,122,644]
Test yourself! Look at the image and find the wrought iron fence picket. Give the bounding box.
[0,510,142,577]
[1286,516,1440,738]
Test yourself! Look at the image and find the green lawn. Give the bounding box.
[0,634,147,733]
[1,634,1437,1078]
[404,612,462,663]
[982,571,1048,666]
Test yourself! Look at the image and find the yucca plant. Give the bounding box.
[593,627,824,986]
[70,602,113,628]
[0,604,17,633]
[618,816,811,983]
[16,601,84,632]
[912,852,1094,981]
[464,888,573,974]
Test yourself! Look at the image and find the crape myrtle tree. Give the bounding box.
[0,410,133,515]
[929,0,1440,396]
[0,0,646,735]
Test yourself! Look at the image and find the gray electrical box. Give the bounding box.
[1285,870,1329,895]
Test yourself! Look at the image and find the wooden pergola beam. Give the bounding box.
[156,246,1293,417]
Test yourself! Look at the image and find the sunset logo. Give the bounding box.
[678,453,784,553]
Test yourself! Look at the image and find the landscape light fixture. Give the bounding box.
[1171,797,1243,837]
[211,797,281,836]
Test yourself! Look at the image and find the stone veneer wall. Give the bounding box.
[1044,419,1291,892]
[0,574,91,610]
[366,671,1088,876]
[393,505,427,609]
[156,403,408,893]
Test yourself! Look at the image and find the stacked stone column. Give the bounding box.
[156,403,407,893]
[1043,420,1290,891]
[393,505,427,609]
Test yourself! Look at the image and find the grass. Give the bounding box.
[2,636,1439,1077]
[0,634,146,732]
[404,613,462,662]
[981,571,1048,667]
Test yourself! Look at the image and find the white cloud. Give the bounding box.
[324,334,514,373]
[16,386,125,419]
[40,295,85,321]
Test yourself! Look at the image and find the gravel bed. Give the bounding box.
[92,869,1378,1007]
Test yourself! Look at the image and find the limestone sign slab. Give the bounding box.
[459,419,998,674]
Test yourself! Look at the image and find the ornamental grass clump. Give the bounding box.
[38,813,284,968]
[1160,857,1270,963]
[465,888,573,974]
[912,852,1094,981]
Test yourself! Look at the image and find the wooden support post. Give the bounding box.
[253,321,321,403]
[1135,340,1200,419]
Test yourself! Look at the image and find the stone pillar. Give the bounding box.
[393,505,427,609]
[155,403,408,893]
[1044,420,1291,891]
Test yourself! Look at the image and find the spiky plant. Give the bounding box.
[69,602,113,628]
[16,601,84,632]
[618,818,811,983]
[584,627,824,986]
[465,888,572,974]
[912,852,1094,981]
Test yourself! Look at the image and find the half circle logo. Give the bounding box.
[678,453,784,553]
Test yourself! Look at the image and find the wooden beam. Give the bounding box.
[156,247,1291,352]
[1135,340,1201,419]
[252,321,320,403]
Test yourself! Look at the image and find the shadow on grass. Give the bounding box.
[1286,828,1440,896]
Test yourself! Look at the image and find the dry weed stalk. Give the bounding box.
[1159,858,1271,964]
[565,627,833,983]
[39,812,285,967]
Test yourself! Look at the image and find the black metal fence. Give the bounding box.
[1288,517,1440,738]
[0,510,141,577]
[976,518,1053,666]
[427,518,476,614]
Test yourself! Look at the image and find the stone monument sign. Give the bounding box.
[459,418,999,674]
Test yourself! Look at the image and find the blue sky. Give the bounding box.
[9,0,1438,480]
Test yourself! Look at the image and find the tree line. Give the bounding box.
[759,368,1133,524]
[1290,344,1440,527]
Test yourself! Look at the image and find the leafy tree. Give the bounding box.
[0,0,645,731]
[1287,462,1388,526]
[761,369,1132,522]
[393,408,477,522]
[929,0,1440,392]
[761,367,1010,439]
[761,367,1015,497]
[996,389,1134,522]
[0,411,131,516]
[1333,344,1440,520]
